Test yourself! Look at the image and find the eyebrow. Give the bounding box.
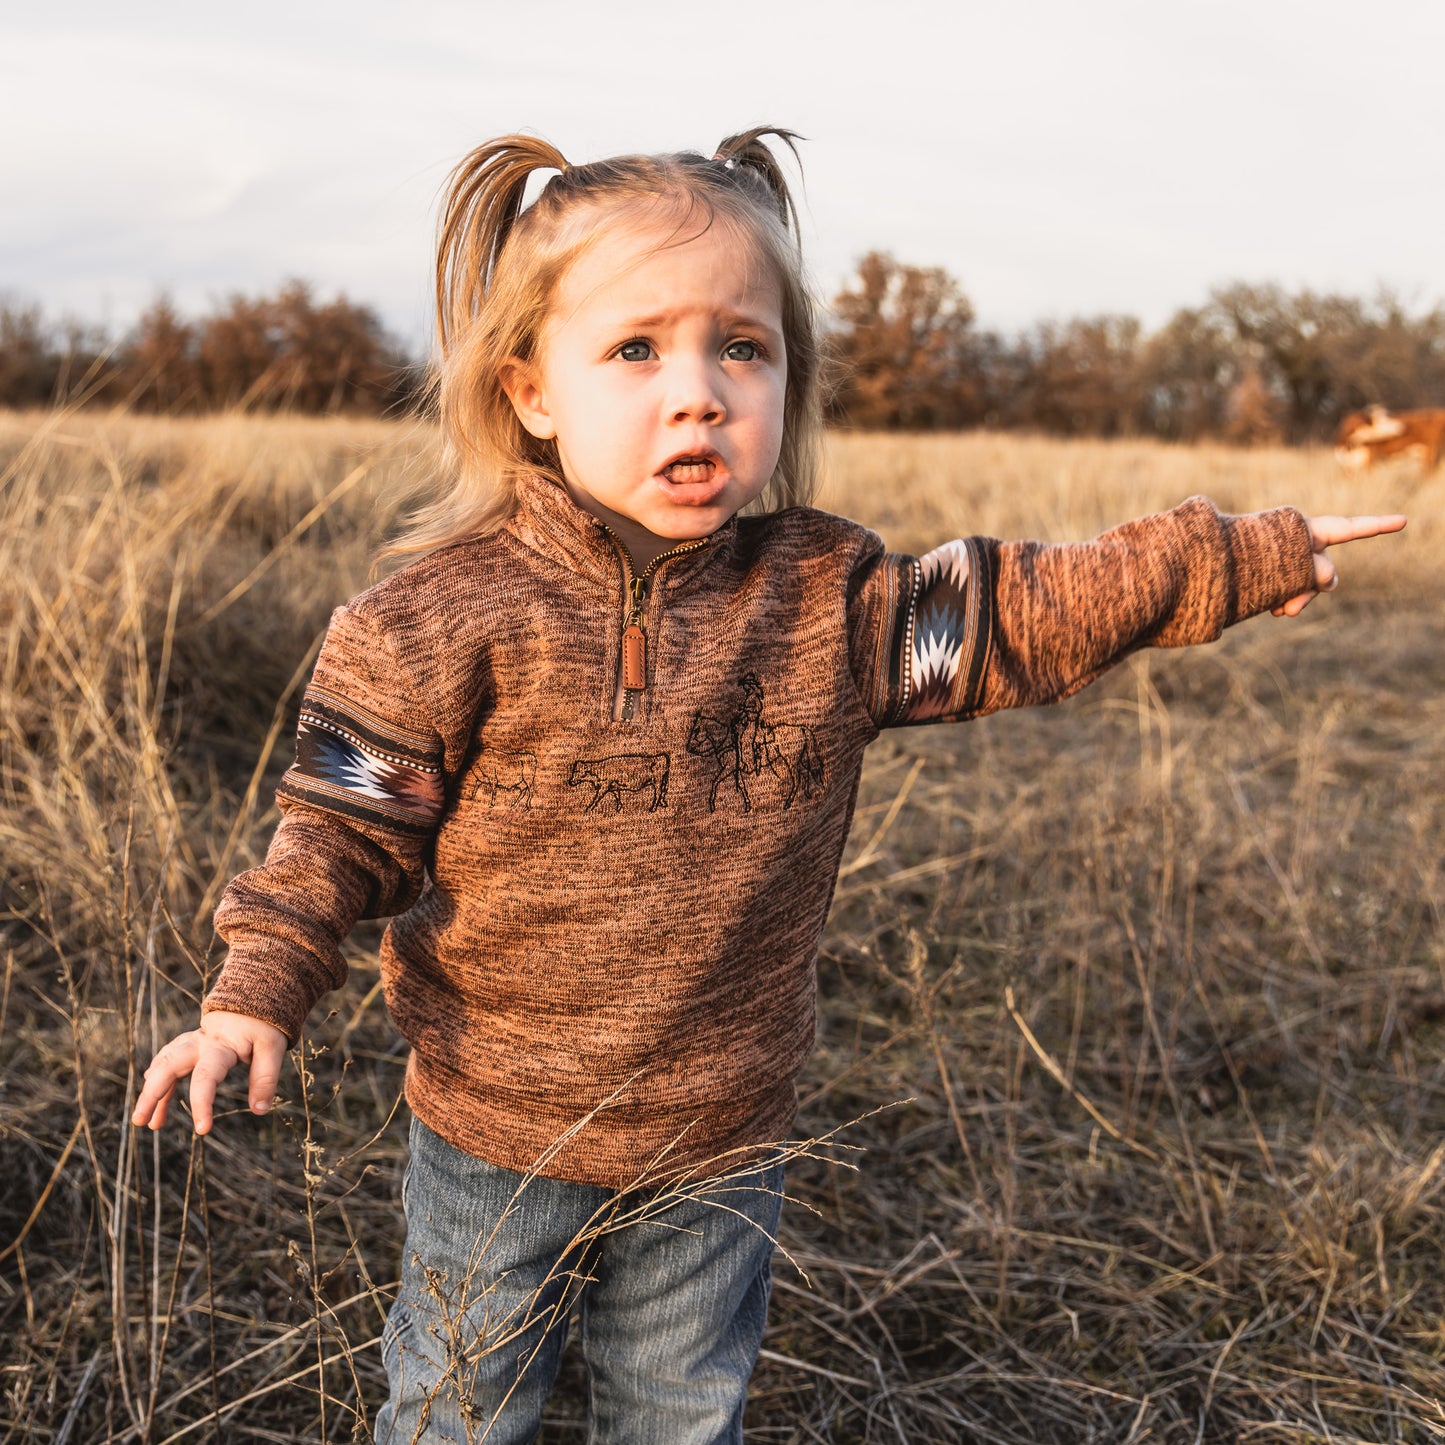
[614,308,781,333]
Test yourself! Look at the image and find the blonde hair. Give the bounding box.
[385,128,822,559]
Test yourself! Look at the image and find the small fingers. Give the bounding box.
[187,1038,243,1136]
[134,1018,289,1133]
[132,1033,203,1130]
[247,1033,287,1116]
[132,1075,176,1130]
[1272,592,1315,618]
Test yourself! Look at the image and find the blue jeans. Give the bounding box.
[372,1117,783,1444]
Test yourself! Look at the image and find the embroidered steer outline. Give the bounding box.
[568,753,671,813]
[463,749,537,810]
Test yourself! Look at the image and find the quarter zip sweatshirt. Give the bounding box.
[206,478,1315,1187]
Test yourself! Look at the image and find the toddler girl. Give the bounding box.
[132,128,1404,1443]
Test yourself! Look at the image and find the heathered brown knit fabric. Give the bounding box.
[206,479,1315,1186]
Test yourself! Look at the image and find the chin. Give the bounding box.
[650,508,726,538]
[652,523,717,545]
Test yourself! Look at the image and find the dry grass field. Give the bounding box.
[1,410,1441,1443]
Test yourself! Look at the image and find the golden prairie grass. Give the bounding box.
[1,409,1442,1442]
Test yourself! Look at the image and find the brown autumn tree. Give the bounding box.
[826,252,983,428]
[262,282,407,413]
[1306,291,1445,416]
[122,298,199,412]
[196,293,278,409]
[191,283,413,413]
[0,302,59,407]
[1014,316,1143,437]
[1199,284,1435,442]
[1133,306,1241,441]
[1209,284,1352,441]
[1223,369,1287,445]
[6,275,1441,431]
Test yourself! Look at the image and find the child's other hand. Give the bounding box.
[131,1011,288,1135]
[1272,513,1408,617]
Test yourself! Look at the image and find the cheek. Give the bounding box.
[553,375,628,441]
[766,375,787,447]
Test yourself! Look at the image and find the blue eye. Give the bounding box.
[724,340,761,362]
[617,340,653,362]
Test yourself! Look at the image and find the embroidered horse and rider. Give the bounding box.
[686,675,825,814]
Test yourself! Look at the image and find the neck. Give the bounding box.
[562,485,699,572]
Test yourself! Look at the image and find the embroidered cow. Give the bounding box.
[568,753,671,813]
[464,749,537,810]
[763,723,825,807]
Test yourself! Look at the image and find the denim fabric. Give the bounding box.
[373,1117,783,1444]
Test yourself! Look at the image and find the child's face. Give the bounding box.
[503,209,787,566]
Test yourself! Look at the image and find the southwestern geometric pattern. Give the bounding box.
[890,536,994,727]
[278,685,445,835]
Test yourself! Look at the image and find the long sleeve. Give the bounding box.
[204,602,447,1043]
[850,496,1315,729]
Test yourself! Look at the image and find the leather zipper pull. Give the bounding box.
[621,575,648,691]
[622,623,646,690]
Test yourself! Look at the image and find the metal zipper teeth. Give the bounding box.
[594,523,710,720]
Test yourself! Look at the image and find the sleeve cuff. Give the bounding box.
[1222,505,1315,624]
[201,944,320,1047]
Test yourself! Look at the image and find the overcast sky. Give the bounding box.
[5,0,1443,352]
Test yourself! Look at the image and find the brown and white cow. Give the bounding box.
[1335,405,1445,474]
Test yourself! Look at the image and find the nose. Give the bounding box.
[664,357,726,425]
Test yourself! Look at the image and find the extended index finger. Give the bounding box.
[1308,514,1408,547]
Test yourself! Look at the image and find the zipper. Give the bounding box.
[595,523,709,721]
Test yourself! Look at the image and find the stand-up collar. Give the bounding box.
[506,473,737,592]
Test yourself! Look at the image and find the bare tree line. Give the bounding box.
[0,282,416,415]
[4,256,1444,440]
[824,253,1445,443]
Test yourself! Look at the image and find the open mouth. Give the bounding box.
[660,454,718,485]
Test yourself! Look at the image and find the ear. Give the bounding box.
[499,357,556,440]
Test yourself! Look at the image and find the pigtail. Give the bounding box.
[713,127,805,243]
[435,135,569,355]
[711,127,819,517]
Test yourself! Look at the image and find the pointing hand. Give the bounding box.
[1271,513,1407,617]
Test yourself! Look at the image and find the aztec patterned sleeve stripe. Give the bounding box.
[275,683,446,836]
[871,536,996,728]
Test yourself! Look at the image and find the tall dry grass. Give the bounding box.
[1,411,1441,1442]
